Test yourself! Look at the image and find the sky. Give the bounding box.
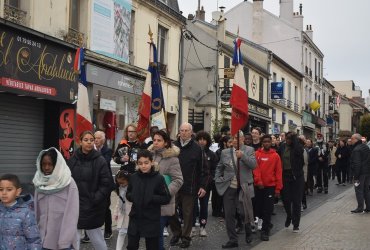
[179,0,370,98]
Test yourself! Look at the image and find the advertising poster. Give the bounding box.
[91,0,132,63]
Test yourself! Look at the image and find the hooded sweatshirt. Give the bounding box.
[254,148,283,194]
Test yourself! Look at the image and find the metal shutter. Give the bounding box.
[0,93,44,191]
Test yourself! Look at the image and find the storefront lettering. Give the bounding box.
[1,77,56,96]
[248,103,268,116]
[1,31,77,83]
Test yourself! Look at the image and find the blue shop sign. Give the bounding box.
[271,82,284,99]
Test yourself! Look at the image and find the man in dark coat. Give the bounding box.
[350,133,370,213]
[95,131,114,239]
[169,122,210,248]
[315,133,329,194]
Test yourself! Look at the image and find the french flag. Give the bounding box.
[136,43,155,142]
[230,37,249,136]
[74,48,92,140]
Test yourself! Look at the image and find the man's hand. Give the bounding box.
[198,188,206,198]
[235,150,243,159]
[121,155,129,162]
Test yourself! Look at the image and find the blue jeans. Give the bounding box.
[159,216,170,250]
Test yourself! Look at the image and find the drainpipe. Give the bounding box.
[267,50,273,133]
[178,28,184,127]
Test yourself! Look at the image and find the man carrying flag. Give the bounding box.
[215,35,257,248]
[137,27,166,142]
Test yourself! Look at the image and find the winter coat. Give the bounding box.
[34,180,79,250]
[126,169,171,238]
[307,146,319,176]
[173,139,210,195]
[149,145,184,216]
[205,148,219,180]
[278,138,304,178]
[113,140,142,174]
[113,186,132,232]
[350,141,370,180]
[0,194,42,250]
[100,145,115,191]
[335,145,350,168]
[315,141,329,166]
[215,145,257,196]
[68,148,112,230]
[254,148,283,194]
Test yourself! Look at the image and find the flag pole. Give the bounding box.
[148,25,153,134]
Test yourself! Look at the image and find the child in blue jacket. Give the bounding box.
[0,174,41,250]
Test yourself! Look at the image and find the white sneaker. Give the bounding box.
[257,218,263,230]
[190,227,197,237]
[199,227,207,237]
[195,221,200,227]
[163,227,169,237]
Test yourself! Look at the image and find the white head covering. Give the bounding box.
[33,147,72,194]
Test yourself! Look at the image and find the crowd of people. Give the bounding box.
[1,123,370,250]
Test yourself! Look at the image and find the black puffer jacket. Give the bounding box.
[126,169,170,237]
[335,145,350,169]
[68,148,111,229]
[350,141,370,180]
[174,139,209,195]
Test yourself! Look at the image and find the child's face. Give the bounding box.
[41,155,55,175]
[0,180,22,207]
[137,157,152,173]
[117,178,128,187]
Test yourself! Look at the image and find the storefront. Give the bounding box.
[245,99,271,134]
[85,63,145,150]
[302,110,315,140]
[0,22,78,191]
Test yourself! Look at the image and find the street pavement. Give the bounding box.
[80,178,369,249]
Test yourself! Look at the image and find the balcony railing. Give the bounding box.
[272,98,300,113]
[158,62,167,76]
[4,4,27,26]
[64,28,85,47]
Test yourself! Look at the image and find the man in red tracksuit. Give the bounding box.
[254,134,283,241]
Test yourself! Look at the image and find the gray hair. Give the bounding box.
[352,133,362,141]
[94,130,106,140]
[180,122,193,132]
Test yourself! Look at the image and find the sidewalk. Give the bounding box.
[253,187,370,250]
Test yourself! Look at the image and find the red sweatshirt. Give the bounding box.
[254,148,283,194]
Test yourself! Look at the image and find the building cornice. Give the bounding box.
[302,32,324,58]
[139,0,186,26]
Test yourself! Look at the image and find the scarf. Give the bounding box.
[32,147,72,194]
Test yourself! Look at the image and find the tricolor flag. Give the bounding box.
[136,41,166,142]
[336,94,341,109]
[230,37,248,136]
[74,48,92,141]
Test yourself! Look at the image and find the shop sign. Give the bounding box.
[86,64,144,95]
[100,98,116,111]
[223,68,235,79]
[302,110,312,123]
[220,88,231,102]
[0,23,78,103]
[248,102,269,117]
[270,82,284,99]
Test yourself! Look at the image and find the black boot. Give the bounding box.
[260,230,269,241]
[245,224,252,244]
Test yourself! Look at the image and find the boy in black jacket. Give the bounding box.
[126,149,171,250]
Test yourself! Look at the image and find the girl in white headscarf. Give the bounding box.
[33,147,79,250]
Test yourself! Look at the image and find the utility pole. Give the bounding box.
[178,28,184,127]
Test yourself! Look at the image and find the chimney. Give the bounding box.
[306,24,313,40]
[252,0,263,44]
[188,14,194,20]
[280,0,293,24]
[292,4,303,31]
[213,7,226,43]
[195,1,206,21]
